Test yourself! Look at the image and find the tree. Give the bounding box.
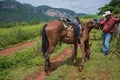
[98,0,120,15]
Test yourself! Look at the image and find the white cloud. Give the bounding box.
[16,0,111,14]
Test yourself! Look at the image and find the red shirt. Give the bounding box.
[100,17,120,34]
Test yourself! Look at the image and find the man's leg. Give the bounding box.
[102,32,112,55]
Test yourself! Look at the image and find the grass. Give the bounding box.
[0,47,42,80]
[0,38,68,80]
[46,30,120,80]
[0,23,45,50]
[0,22,119,80]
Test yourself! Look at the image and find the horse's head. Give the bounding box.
[86,20,99,29]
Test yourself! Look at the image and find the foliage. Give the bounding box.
[108,33,120,59]
[0,46,43,80]
[0,20,45,28]
[0,23,44,49]
[0,0,76,24]
[0,42,68,80]
[80,14,102,23]
[46,30,120,80]
[98,0,120,14]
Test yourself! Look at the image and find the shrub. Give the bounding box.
[0,23,44,49]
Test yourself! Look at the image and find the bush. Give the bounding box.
[0,23,45,49]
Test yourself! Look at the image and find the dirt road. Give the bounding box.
[0,41,73,80]
[0,41,35,56]
[32,47,72,80]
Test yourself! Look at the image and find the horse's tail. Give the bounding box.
[42,24,49,56]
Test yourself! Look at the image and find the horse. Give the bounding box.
[77,19,100,71]
[41,18,99,74]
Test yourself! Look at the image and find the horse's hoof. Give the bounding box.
[49,66,53,70]
[87,57,90,60]
[78,65,83,72]
[73,62,77,66]
[73,60,77,66]
[85,57,88,61]
[78,67,82,72]
[46,71,51,76]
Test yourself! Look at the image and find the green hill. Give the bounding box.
[0,0,55,22]
[0,0,86,23]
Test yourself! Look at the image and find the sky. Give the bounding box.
[16,0,111,14]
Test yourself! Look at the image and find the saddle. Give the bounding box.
[59,18,80,29]
[59,18,72,29]
[59,18,81,43]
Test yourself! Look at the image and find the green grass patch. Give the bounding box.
[0,23,45,50]
[46,30,120,80]
[0,40,68,80]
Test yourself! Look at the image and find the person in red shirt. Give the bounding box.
[100,11,120,56]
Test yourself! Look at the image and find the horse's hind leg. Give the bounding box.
[44,50,50,74]
[78,41,86,72]
[72,43,78,65]
[44,46,55,75]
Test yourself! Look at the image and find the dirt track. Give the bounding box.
[34,47,72,80]
[0,41,72,80]
[0,41,35,56]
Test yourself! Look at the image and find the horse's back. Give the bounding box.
[47,20,62,30]
[45,20,76,44]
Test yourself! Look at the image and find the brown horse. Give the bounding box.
[78,20,99,70]
[42,18,99,74]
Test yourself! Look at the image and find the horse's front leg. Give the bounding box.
[72,43,78,65]
[85,40,89,61]
[78,41,86,72]
[86,43,92,60]
[86,46,90,60]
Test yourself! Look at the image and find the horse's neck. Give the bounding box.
[84,25,92,34]
[82,25,92,40]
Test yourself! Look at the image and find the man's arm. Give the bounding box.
[100,18,106,25]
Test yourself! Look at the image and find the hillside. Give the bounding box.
[0,0,86,23]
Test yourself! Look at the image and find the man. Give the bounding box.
[100,11,120,56]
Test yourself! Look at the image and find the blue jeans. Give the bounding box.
[102,32,112,55]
